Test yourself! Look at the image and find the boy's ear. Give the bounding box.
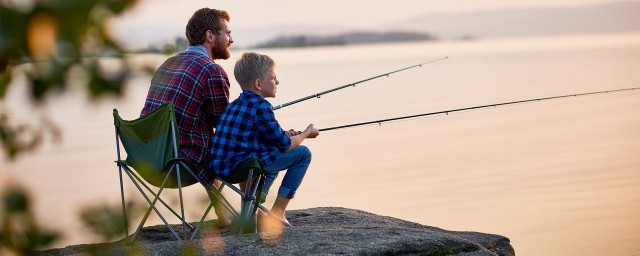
[254,78,261,90]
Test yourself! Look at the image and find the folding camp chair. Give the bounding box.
[113,102,289,243]
[113,102,238,243]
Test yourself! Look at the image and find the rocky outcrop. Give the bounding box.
[39,207,514,255]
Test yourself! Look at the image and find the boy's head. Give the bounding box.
[234,52,279,98]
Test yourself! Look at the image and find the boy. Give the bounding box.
[209,52,319,225]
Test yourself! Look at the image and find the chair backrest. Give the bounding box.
[113,102,197,188]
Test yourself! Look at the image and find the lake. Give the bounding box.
[2,32,640,255]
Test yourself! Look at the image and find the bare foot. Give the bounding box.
[258,212,286,244]
[214,202,233,228]
[258,211,289,231]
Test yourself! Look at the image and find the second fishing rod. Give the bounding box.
[318,87,640,132]
[272,57,449,111]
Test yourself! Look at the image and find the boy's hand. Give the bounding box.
[286,129,302,136]
[304,124,320,138]
[285,124,319,152]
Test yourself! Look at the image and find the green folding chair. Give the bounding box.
[113,102,238,243]
[113,102,290,242]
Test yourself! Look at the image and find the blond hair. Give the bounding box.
[234,52,275,90]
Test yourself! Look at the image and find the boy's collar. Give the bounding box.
[242,89,264,98]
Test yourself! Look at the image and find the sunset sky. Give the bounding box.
[111,0,638,48]
[115,0,628,28]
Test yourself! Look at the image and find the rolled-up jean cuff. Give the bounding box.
[278,186,295,199]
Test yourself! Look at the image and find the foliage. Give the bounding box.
[0,186,58,254]
[79,201,145,242]
[0,0,140,160]
[0,1,210,254]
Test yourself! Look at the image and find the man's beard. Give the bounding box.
[211,43,230,60]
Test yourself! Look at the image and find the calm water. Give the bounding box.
[2,32,640,255]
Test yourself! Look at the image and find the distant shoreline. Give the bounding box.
[251,30,438,49]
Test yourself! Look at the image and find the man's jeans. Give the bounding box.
[262,146,312,199]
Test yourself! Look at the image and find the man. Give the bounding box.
[140,8,234,226]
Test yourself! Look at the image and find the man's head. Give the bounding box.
[234,52,279,98]
[186,8,233,60]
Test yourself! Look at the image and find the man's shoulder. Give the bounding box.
[188,52,223,68]
[168,52,226,75]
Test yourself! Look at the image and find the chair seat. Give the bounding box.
[115,159,199,188]
[216,156,264,184]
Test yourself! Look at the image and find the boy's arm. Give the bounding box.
[286,124,319,152]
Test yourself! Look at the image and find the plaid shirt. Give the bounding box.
[141,46,230,184]
[210,90,291,178]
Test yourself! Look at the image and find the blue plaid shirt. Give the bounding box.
[209,90,291,177]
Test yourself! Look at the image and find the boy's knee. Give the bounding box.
[297,145,312,160]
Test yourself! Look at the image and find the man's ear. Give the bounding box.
[205,30,215,43]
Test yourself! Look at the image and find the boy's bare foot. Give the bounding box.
[258,211,290,229]
[258,211,287,244]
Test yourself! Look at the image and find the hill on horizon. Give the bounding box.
[387,1,640,39]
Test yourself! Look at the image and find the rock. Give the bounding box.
[38,207,514,256]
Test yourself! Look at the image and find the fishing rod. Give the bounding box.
[319,87,640,132]
[272,57,449,111]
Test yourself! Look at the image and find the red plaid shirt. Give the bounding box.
[141,48,230,182]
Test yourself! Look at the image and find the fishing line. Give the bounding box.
[318,87,640,132]
[272,57,449,111]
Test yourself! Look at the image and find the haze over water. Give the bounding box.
[2,32,640,255]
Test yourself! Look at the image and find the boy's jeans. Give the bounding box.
[262,145,312,199]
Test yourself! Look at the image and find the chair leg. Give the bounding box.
[216,180,245,217]
[114,129,129,241]
[129,170,194,229]
[189,187,240,240]
[176,162,240,240]
[176,164,187,240]
[190,202,214,240]
[237,170,255,234]
[125,166,180,243]
[180,162,239,217]
[246,174,262,219]
[118,165,129,241]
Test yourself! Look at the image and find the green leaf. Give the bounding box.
[0,71,11,98]
[3,188,28,213]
